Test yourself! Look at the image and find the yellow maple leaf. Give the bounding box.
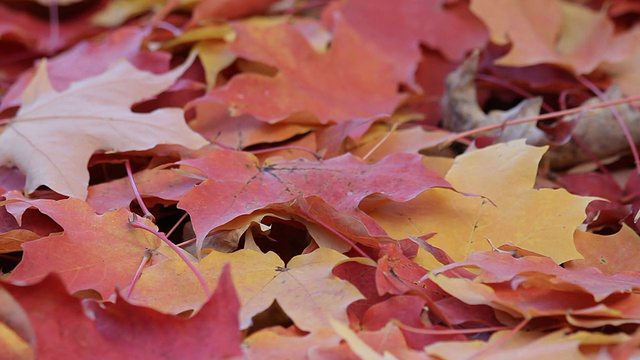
[125,248,363,332]
[368,140,594,265]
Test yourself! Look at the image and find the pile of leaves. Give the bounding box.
[2,0,640,358]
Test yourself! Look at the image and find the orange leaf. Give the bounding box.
[8,197,163,299]
[206,17,400,123]
[470,0,614,74]
[567,224,640,275]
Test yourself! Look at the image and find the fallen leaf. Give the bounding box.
[440,51,547,144]
[542,86,640,169]
[0,1,105,53]
[3,265,243,359]
[0,286,34,360]
[368,140,594,264]
[0,53,208,199]
[92,0,166,27]
[2,273,109,359]
[315,322,431,360]
[86,168,201,213]
[86,263,243,359]
[187,99,314,149]
[348,124,452,164]
[178,149,451,251]
[189,0,281,25]
[126,248,364,332]
[8,197,166,299]
[425,328,629,360]
[360,295,426,331]
[243,327,340,359]
[206,17,400,123]
[555,171,630,228]
[323,0,487,85]
[567,225,640,275]
[433,250,640,302]
[0,26,169,111]
[470,0,614,74]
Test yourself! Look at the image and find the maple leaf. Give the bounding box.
[433,251,640,302]
[0,285,34,359]
[567,225,640,275]
[187,100,314,150]
[3,265,242,359]
[368,140,595,264]
[470,0,614,74]
[189,0,281,25]
[425,328,631,359]
[319,322,431,360]
[322,0,488,85]
[0,53,208,199]
[1,26,169,111]
[348,124,451,164]
[178,149,452,251]
[243,327,340,359]
[6,0,640,356]
[8,197,166,299]
[599,25,640,96]
[427,248,640,329]
[125,248,364,332]
[205,17,400,123]
[86,168,201,213]
[0,2,105,53]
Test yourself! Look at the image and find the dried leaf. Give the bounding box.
[369,140,594,264]
[0,54,207,199]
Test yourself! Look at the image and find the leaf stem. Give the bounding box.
[166,212,188,238]
[394,321,509,335]
[129,217,212,298]
[362,122,399,161]
[250,145,322,160]
[124,249,153,299]
[125,160,155,222]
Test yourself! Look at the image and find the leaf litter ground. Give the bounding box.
[2,0,640,359]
